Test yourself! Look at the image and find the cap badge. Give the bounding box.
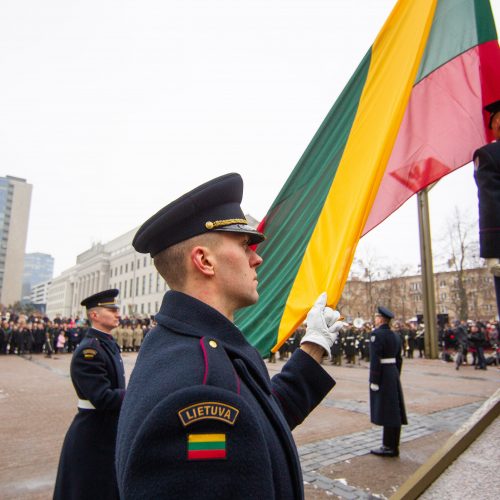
[205,218,248,230]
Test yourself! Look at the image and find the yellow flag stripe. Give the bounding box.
[276,0,437,348]
[188,434,226,443]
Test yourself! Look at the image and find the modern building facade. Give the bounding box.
[30,280,52,312]
[22,252,54,300]
[0,176,32,307]
[46,228,167,320]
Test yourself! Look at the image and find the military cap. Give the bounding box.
[376,306,394,319]
[133,173,265,256]
[81,289,120,310]
[484,99,500,129]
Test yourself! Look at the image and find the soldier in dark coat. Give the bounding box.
[369,306,407,457]
[116,173,344,500]
[54,289,126,500]
[474,99,500,318]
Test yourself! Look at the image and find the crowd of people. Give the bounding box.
[1,310,498,368]
[441,319,499,369]
[0,314,155,357]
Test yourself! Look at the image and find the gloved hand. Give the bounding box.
[300,292,345,358]
[370,383,380,391]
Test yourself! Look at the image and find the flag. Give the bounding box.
[235,0,500,357]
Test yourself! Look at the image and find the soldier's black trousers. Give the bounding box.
[383,426,401,450]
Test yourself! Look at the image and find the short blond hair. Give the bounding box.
[153,233,221,289]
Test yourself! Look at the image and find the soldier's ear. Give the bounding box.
[190,245,215,277]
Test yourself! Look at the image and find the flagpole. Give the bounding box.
[417,187,439,359]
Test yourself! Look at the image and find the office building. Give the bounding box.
[22,252,54,300]
[0,176,32,307]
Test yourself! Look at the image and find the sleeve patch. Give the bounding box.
[178,402,239,427]
[82,348,98,359]
[370,335,376,342]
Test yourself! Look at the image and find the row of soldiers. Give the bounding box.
[270,320,426,365]
[110,321,153,352]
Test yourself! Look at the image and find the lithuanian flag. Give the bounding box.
[235,0,500,357]
[187,434,226,460]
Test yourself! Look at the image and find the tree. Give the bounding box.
[435,207,480,320]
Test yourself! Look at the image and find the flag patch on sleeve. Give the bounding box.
[187,433,226,460]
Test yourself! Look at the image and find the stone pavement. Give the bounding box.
[0,352,498,499]
[299,401,482,499]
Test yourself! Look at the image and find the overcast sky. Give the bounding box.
[1,0,499,277]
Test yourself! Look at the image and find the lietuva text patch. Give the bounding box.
[178,402,239,427]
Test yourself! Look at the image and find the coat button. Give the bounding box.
[209,340,218,348]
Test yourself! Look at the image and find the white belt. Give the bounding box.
[380,358,396,364]
[78,399,96,410]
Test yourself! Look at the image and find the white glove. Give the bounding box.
[300,292,345,359]
[370,383,380,391]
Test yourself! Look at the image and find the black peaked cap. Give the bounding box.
[377,306,394,319]
[484,99,500,129]
[133,173,265,257]
[81,289,120,309]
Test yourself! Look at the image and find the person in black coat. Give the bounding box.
[369,306,407,457]
[53,289,126,500]
[474,99,500,318]
[116,173,344,500]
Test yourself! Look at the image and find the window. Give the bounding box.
[130,279,133,297]
[149,273,152,294]
[125,263,128,273]
[136,277,139,296]
[131,261,134,271]
[144,257,147,267]
[439,280,446,288]
[137,259,140,269]
[142,276,146,295]
[141,303,144,314]
[120,265,123,275]
[440,293,447,300]
[124,280,127,299]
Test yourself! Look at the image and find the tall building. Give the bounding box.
[22,252,54,300]
[0,176,32,307]
[30,280,52,313]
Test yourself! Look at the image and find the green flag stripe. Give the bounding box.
[235,51,372,356]
[416,0,497,82]
[188,442,225,451]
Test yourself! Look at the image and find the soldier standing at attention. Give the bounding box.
[54,289,126,500]
[473,99,500,319]
[116,173,344,500]
[369,306,407,457]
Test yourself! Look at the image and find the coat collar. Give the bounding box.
[87,327,114,343]
[155,291,266,374]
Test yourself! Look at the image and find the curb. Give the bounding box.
[390,388,500,500]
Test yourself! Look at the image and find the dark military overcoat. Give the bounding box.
[473,141,500,258]
[116,291,335,500]
[54,328,126,500]
[369,324,407,427]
